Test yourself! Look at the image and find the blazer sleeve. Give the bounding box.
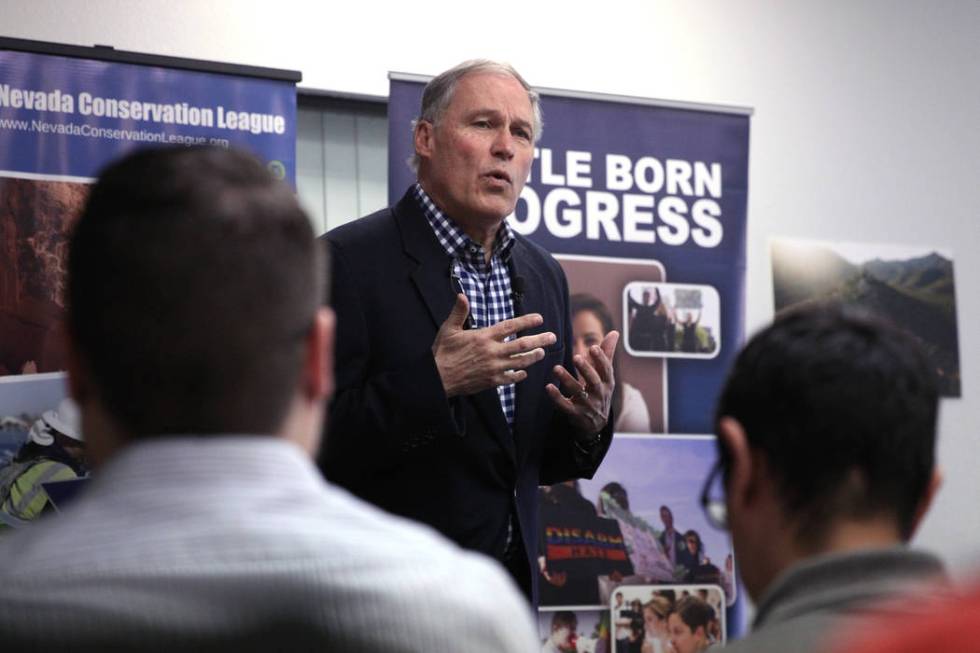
[320,239,460,482]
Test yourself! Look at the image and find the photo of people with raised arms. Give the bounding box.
[624,283,720,358]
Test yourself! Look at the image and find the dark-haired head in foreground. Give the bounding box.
[67,145,330,460]
[715,303,945,653]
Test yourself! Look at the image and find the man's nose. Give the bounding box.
[491,128,515,159]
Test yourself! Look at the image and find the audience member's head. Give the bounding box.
[66,145,331,464]
[668,595,714,653]
[660,505,674,530]
[714,303,940,600]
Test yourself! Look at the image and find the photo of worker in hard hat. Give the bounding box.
[0,399,87,529]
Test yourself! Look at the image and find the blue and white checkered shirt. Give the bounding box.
[414,183,517,429]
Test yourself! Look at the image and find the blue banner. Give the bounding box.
[389,77,750,640]
[0,49,295,181]
[0,46,297,530]
[389,80,748,435]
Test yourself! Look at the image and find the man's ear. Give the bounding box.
[716,416,756,511]
[304,307,334,401]
[414,120,435,160]
[908,466,943,538]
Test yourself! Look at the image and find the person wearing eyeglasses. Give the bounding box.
[702,304,947,653]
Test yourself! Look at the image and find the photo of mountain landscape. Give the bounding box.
[771,238,961,397]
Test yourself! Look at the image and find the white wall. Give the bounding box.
[296,106,387,234]
[4,0,978,572]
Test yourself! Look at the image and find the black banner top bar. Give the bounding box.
[0,36,301,83]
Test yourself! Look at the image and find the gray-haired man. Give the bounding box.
[319,60,617,605]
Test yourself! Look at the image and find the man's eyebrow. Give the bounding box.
[463,107,503,119]
[463,108,533,130]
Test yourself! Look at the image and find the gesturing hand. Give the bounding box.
[433,294,557,398]
[545,330,619,436]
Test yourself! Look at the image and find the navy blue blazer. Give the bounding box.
[318,188,613,603]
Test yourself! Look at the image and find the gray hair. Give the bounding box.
[409,59,543,171]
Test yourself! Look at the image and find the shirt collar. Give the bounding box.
[413,183,515,263]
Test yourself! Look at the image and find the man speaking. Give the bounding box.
[320,60,617,604]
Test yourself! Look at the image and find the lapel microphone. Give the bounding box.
[506,256,526,315]
[511,275,526,312]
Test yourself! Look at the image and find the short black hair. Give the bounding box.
[671,595,714,634]
[68,146,324,437]
[716,303,938,543]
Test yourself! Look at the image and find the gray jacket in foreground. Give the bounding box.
[722,547,946,653]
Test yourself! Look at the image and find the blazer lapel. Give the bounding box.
[392,191,454,330]
[393,189,515,462]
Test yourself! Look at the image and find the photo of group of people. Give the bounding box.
[624,283,720,359]
[538,435,735,610]
[536,582,726,653]
[611,585,726,653]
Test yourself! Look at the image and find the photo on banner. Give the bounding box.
[557,255,666,434]
[0,374,82,528]
[537,607,606,653]
[610,584,727,653]
[0,174,90,379]
[538,435,735,610]
[623,282,721,360]
[771,237,961,396]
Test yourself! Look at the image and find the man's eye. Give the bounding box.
[514,129,531,140]
[474,120,492,128]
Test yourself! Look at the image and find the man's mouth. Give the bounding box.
[484,170,512,185]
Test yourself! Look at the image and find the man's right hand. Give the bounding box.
[433,294,556,398]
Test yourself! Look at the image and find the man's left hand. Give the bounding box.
[545,330,619,436]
